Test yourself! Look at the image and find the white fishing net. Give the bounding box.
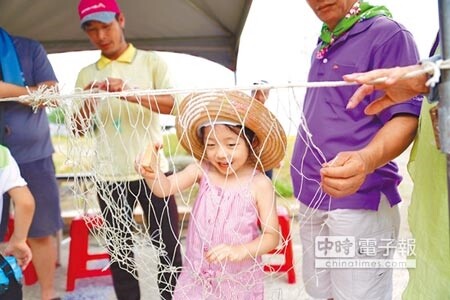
[53,84,307,299]
[7,60,443,298]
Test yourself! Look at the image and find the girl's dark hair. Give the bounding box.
[226,125,257,148]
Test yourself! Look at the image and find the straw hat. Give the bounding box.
[175,91,287,171]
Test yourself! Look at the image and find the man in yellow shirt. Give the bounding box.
[73,1,182,299]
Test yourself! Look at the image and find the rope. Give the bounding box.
[1,58,449,109]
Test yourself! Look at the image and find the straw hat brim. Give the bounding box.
[175,91,287,171]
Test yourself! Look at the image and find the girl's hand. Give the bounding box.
[205,244,249,263]
[134,142,162,178]
[134,153,156,179]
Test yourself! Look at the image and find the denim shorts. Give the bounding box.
[14,156,63,238]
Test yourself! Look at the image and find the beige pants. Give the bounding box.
[299,196,400,300]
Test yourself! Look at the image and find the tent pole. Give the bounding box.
[437,0,450,239]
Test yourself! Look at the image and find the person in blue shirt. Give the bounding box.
[0,27,63,300]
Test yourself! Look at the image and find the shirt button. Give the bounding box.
[323,58,328,64]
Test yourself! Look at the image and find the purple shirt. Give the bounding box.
[291,16,422,211]
[2,36,57,164]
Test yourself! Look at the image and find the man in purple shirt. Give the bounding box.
[290,1,421,299]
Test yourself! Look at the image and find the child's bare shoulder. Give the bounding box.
[252,172,274,190]
[183,162,204,180]
[255,171,272,182]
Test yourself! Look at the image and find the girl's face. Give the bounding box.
[203,125,250,176]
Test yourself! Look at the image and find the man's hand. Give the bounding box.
[88,77,131,92]
[344,65,428,115]
[320,151,372,198]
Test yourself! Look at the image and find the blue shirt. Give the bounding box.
[1,36,57,163]
[291,16,422,211]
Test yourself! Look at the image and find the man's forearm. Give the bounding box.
[127,94,175,114]
[358,115,418,173]
[0,81,58,107]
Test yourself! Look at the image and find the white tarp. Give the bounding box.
[0,0,252,70]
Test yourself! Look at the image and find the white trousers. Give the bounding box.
[299,195,400,300]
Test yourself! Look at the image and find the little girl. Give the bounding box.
[136,91,287,299]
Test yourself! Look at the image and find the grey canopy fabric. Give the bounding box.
[0,0,252,71]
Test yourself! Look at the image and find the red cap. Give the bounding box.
[78,0,121,25]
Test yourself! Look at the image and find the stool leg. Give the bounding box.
[263,214,297,284]
[66,216,111,292]
[23,262,38,285]
[282,216,296,284]
[281,215,296,284]
[66,218,87,291]
[285,236,296,284]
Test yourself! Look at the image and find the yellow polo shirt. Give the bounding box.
[75,44,174,181]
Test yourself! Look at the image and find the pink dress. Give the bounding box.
[173,165,264,299]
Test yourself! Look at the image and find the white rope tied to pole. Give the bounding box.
[423,59,443,87]
[361,58,450,87]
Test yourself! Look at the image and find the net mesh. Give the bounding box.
[13,66,430,296]
[48,85,317,299]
